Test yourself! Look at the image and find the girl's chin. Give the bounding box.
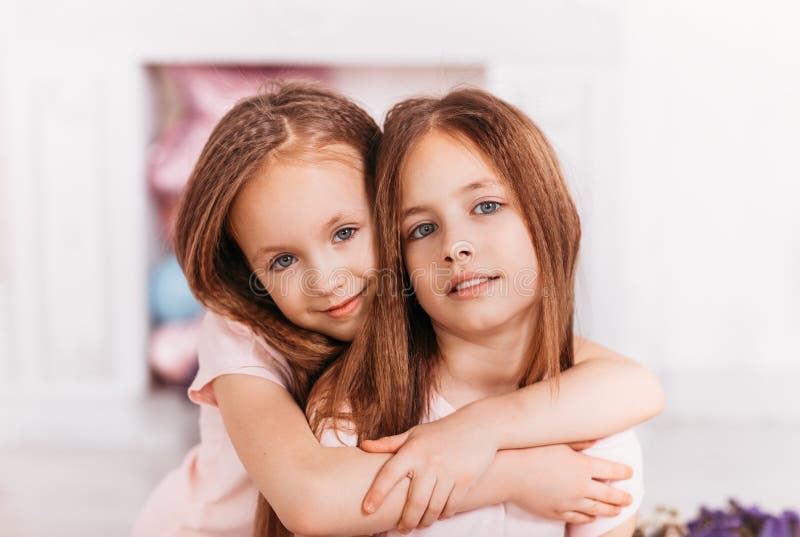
[319,323,358,342]
[432,304,535,336]
[436,315,506,336]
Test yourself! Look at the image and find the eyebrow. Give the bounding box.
[400,178,497,220]
[323,210,363,232]
[252,244,292,266]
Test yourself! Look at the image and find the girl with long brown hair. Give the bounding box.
[307,88,657,536]
[133,81,662,537]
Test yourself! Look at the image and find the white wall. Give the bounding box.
[613,1,800,418]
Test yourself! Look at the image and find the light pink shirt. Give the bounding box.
[132,312,293,537]
[319,395,645,537]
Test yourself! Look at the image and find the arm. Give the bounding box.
[215,373,400,536]
[218,374,627,537]
[469,337,664,450]
[360,339,662,518]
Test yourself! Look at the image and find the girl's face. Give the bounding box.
[230,144,376,342]
[400,130,540,337]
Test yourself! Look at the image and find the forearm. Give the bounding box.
[294,445,514,536]
[464,357,664,450]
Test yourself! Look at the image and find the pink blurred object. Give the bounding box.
[149,318,203,385]
[148,65,330,198]
[156,194,181,244]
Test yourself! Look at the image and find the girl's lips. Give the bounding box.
[448,275,500,299]
[323,292,364,319]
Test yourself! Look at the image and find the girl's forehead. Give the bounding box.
[399,131,505,202]
[231,156,370,259]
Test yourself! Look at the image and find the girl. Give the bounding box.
[306,88,649,536]
[132,82,663,537]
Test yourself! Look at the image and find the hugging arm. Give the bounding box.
[359,338,663,523]
[474,337,664,450]
[215,360,640,536]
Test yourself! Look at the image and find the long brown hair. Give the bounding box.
[172,80,380,537]
[307,87,581,450]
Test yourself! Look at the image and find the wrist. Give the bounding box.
[494,448,525,503]
[459,397,506,452]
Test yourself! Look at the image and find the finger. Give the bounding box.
[574,497,622,518]
[586,480,633,507]
[567,439,597,451]
[419,478,455,527]
[562,511,596,525]
[362,455,414,514]
[589,458,634,481]
[439,482,468,520]
[360,431,411,453]
[398,470,437,532]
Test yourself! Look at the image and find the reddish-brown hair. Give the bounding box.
[307,88,581,452]
[172,80,380,537]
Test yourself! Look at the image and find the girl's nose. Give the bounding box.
[443,239,475,264]
[302,264,350,297]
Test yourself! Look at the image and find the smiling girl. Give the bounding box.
[306,88,651,536]
[133,82,662,537]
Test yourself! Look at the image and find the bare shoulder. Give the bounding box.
[572,335,628,365]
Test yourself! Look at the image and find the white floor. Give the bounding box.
[1,391,798,537]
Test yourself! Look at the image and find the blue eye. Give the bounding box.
[409,222,438,240]
[333,227,357,243]
[270,254,296,271]
[473,201,502,215]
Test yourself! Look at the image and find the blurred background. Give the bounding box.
[1,1,798,535]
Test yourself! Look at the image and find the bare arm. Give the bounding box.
[469,337,664,449]
[360,338,662,521]
[216,338,655,535]
[215,374,524,537]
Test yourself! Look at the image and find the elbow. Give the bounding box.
[638,365,665,420]
[275,483,341,537]
[277,504,326,537]
[283,517,328,537]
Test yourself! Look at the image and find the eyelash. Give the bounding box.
[409,222,438,240]
[269,254,296,271]
[333,226,358,243]
[407,201,504,241]
[472,200,503,215]
[268,226,359,271]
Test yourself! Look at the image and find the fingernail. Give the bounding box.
[363,501,375,514]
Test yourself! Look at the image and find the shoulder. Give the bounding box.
[572,336,627,365]
[188,311,294,406]
[199,311,287,366]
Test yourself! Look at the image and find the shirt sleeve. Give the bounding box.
[187,311,294,407]
[567,429,645,537]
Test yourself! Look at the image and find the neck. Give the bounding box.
[433,306,538,409]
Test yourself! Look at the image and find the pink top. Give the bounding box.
[319,395,645,537]
[132,312,293,537]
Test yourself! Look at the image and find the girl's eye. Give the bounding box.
[473,201,502,215]
[270,254,296,271]
[333,227,357,243]
[409,222,438,240]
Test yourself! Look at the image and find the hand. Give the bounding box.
[359,411,498,532]
[508,444,634,524]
